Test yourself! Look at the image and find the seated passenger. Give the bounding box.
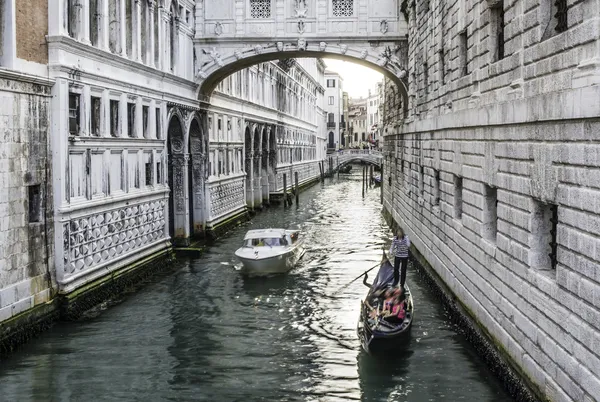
[257,239,265,247]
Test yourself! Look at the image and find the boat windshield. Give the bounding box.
[243,237,286,247]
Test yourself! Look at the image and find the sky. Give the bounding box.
[323,58,383,99]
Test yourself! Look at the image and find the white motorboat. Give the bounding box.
[234,229,305,276]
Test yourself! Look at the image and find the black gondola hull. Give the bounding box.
[356,253,414,354]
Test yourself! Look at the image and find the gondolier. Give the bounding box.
[389,227,410,288]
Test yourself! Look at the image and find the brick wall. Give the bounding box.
[0,71,54,323]
[16,0,48,64]
[383,1,600,401]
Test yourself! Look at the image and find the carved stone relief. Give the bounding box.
[62,200,166,275]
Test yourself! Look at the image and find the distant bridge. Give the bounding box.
[328,149,383,169]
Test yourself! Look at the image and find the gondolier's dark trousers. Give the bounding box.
[393,256,408,287]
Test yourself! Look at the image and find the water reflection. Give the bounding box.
[0,165,510,401]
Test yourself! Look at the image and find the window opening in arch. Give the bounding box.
[332,0,354,17]
[250,0,272,18]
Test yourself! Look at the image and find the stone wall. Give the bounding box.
[16,0,48,64]
[0,70,54,324]
[383,1,600,401]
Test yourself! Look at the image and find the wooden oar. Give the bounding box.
[333,260,381,294]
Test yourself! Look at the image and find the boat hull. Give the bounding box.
[235,246,305,276]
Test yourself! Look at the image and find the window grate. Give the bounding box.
[332,0,353,17]
[250,0,271,18]
[555,0,568,33]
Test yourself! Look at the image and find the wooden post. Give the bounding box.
[337,156,339,179]
[380,163,384,204]
[294,171,299,206]
[370,165,373,187]
[319,161,324,182]
[283,173,287,208]
[362,166,365,198]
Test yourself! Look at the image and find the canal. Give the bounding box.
[0,166,511,401]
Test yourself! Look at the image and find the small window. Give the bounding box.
[186,10,190,24]
[249,0,271,18]
[530,200,558,271]
[459,31,468,77]
[483,185,498,243]
[454,176,463,219]
[423,63,429,95]
[68,93,81,135]
[28,185,41,223]
[328,96,334,105]
[156,161,162,184]
[327,79,336,88]
[433,169,440,205]
[419,165,424,196]
[110,100,119,137]
[491,3,505,62]
[145,153,153,186]
[155,108,162,139]
[142,106,149,138]
[438,49,446,85]
[127,103,136,138]
[91,96,101,136]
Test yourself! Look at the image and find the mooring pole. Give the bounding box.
[294,172,299,206]
[337,157,340,179]
[283,173,287,208]
[362,166,365,198]
[318,161,323,182]
[370,165,373,187]
[380,163,384,204]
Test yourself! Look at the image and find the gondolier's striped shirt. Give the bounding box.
[389,235,410,258]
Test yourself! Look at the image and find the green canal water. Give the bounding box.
[0,167,511,401]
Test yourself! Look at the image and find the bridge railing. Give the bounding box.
[336,149,382,158]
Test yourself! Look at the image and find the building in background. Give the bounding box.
[341,92,349,148]
[366,86,380,148]
[324,70,343,152]
[348,98,367,147]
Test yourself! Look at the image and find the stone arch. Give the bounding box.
[196,46,408,109]
[167,113,190,245]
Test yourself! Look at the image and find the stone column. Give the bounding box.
[80,0,91,43]
[171,154,191,245]
[99,0,110,50]
[149,99,157,138]
[119,93,128,137]
[135,97,143,138]
[134,0,141,62]
[246,152,254,209]
[119,0,127,56]
[254,152,262,207]
[148,2,155,66]
[101,89,110,137]
[81,85,91,136]
[51,0,67,36]
[156,6,164,71]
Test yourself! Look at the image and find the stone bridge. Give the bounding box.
[329,149,382,168]
[194,0,409,107]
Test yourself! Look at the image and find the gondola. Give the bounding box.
[357,253,414,354]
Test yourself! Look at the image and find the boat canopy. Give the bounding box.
[243,228,300,240]
[371,257,395,290]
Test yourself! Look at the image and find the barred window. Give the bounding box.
[250,0,271,18]
[332,0,353,17]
